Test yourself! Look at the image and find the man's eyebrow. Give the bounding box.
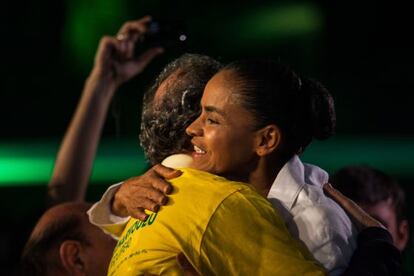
[204,105,226,116]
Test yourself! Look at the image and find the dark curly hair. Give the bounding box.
[139,54,223,164]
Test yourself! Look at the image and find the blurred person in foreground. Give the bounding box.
[20,203,116,276]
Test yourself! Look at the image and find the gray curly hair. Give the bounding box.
[139,54,222,164]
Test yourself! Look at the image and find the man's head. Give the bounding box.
[331,166,409,250]
[139,53,222,164]
[20,202,116,276]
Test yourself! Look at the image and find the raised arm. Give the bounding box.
[47,16,163,206]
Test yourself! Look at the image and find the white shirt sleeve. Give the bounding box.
[87,182,130,239]
[292,204,357,276]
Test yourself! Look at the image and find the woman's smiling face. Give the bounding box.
[186,70,260,181]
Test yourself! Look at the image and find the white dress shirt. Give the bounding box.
[267,155,357,275]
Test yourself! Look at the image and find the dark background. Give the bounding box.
[1,0,413,274]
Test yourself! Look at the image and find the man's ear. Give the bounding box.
[254,125,282,157]
[59,240,86,275]
[395,219,409,251]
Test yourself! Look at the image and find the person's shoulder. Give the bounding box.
[237,184,275,209]
[172,168,249,192]
[166,168,253,213]
[171,168,276,221]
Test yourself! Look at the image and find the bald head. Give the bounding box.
[21,202,115,276]
[29,202,92,240]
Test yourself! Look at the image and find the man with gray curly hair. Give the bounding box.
[139,54,222,164]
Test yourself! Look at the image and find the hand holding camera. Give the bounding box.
[91,17,163,90]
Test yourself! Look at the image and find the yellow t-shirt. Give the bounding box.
[107,168,325,276]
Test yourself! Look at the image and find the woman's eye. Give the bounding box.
[206,118,218,124]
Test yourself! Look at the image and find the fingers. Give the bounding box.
[110,45,163,84]
[323,183,353,209]
[133,169,174,195]
[94,35,140,73]
[153,164,183,180]
[125,38,135,59]
[92,16,164,85]
[124,170,172,199]
[127,206,149,221]
[121,177,169,206]
[323,183,385,230]
[124,188,166,212]
[110,167,175,219]
[137,197,161,212]
[113,37,135,61]
[116,16,152,59]
[117,16,152,39]
[114,191,161,220]
[94,36,119,67]
[140,186,169,205]
[106,16,153,62]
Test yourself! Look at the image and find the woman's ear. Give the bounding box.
[59,240,86,275]
[254,125,282,157]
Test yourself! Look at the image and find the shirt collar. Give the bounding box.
[267,155,328,210]
[161,154,193,169]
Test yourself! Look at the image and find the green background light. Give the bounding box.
[0,140,148,186]
[1,136,413,186]
[63,0,129,72]
[233,3,323,41]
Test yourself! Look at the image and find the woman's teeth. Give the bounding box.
[194,145,206,154]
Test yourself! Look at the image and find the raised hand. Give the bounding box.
[90,16,164,93]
